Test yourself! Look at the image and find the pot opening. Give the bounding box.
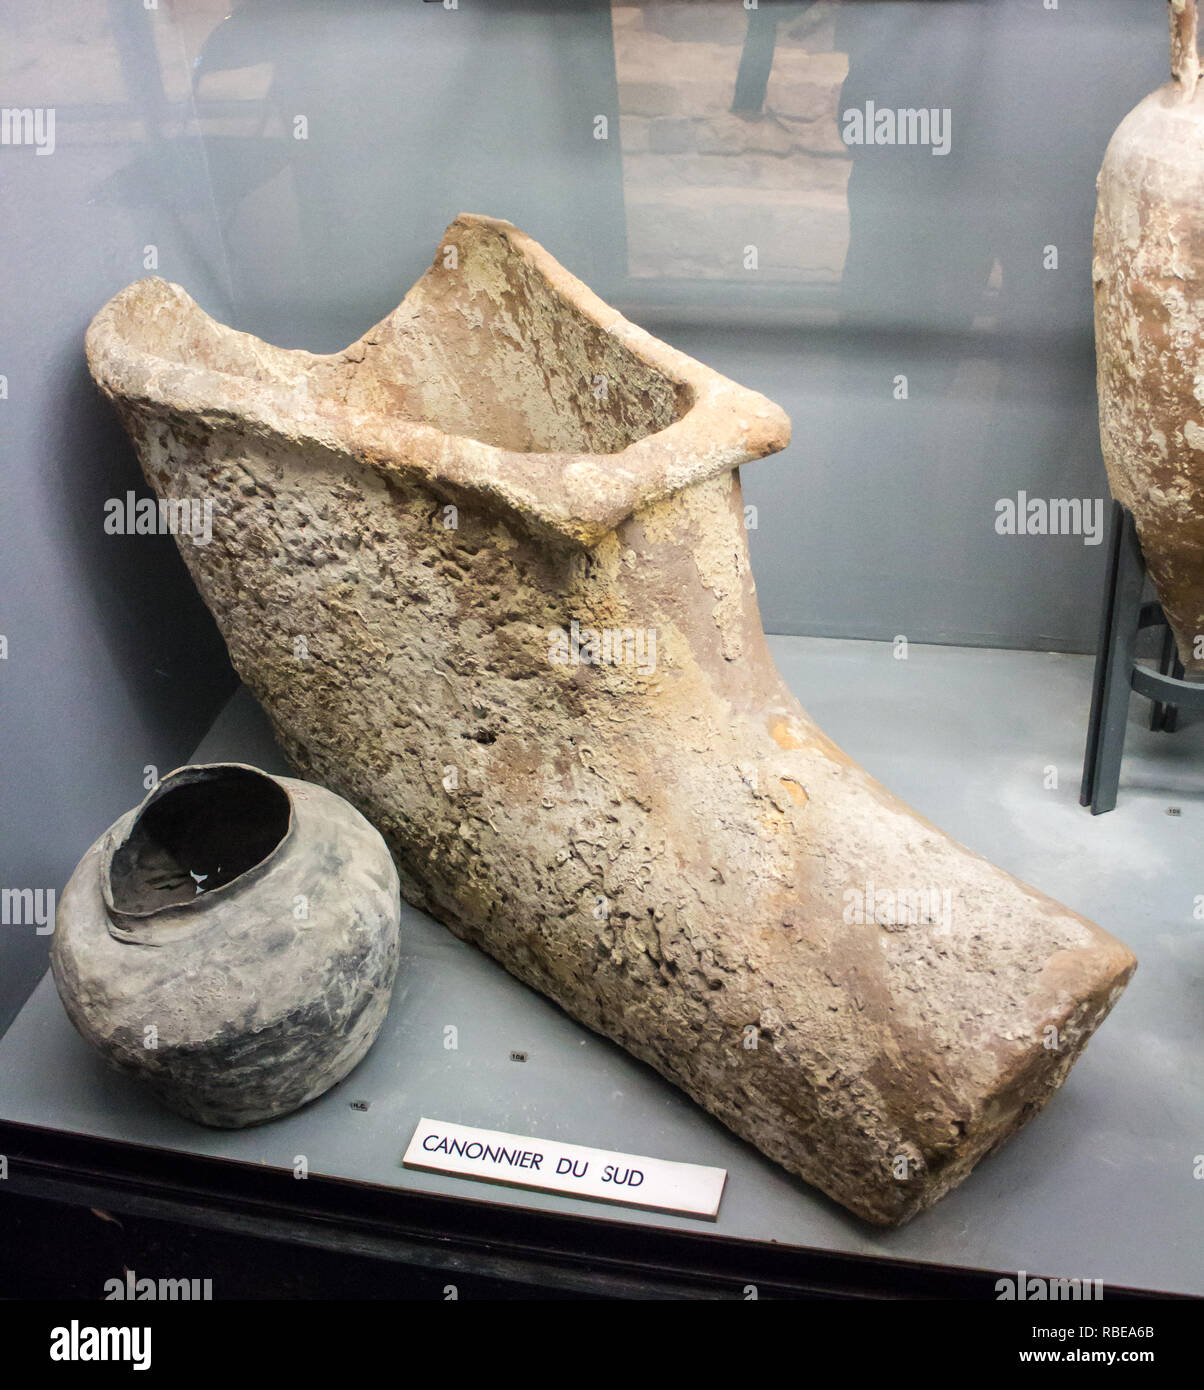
[108,766,291,917]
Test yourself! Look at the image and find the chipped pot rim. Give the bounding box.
[84,214,792,549]
[100,762,295,945]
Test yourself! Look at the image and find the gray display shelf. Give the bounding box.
[2,636,1200,1295]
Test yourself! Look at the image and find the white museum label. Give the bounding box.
[402,1117,727,1220]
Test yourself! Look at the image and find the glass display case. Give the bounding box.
[1,0,1200,1314]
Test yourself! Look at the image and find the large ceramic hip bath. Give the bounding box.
[84,214,1135,1223]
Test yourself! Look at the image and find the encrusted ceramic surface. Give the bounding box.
[87,214,1135,1223]
[1096,0,1204,670]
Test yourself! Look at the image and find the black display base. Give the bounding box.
[1081,502,1204,814]
[0,1118,1178,1302]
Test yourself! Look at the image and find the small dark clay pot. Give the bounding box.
[51,763,401,1127]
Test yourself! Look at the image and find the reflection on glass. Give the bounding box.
[613,1,850,285]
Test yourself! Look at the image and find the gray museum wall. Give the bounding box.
[0,1,240,1030]
[0,0,1171,1024]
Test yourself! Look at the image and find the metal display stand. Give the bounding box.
[1081,502,1204,814]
